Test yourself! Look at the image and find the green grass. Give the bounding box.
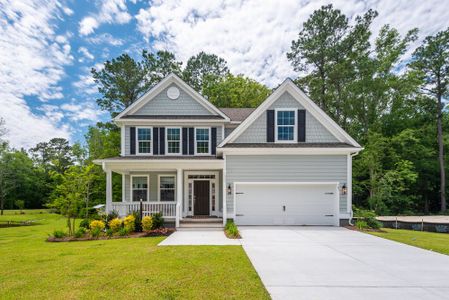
[368,228,449,255]
[0,210,269,300]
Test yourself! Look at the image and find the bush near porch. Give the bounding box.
[0,210,270,299]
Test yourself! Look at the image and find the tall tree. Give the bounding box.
[142,50,183,85]
[30,138,73,175]
[183,51,229,93]
[410,28,449,212]
[92,54,148,116]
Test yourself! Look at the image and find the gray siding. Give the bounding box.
[225,155,348,214]
[224,127,235,138]
[234,91,338,143]
[133,83,213,116]
[124,171,176,202]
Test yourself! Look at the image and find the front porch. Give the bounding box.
[97,157,226,227]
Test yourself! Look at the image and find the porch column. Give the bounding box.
[176,168,183,227]
[222,155,227,226]
[106,169,112,213]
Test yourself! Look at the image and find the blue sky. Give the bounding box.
[1,0,448,149]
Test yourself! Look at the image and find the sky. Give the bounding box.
[1,0,448,149]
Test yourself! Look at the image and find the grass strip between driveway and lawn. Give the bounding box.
[0,210,270,299]
[368,228,449,256]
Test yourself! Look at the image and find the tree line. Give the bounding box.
[0,4,447,216]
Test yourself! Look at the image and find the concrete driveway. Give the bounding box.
[240,226,449,300]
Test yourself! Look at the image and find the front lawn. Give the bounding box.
[0,210,269,299]
[368,228,449,256]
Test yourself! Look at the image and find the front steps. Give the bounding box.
[178,218,224,230]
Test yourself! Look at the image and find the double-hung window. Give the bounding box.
[137,127,152,154]
[159,176,175,201]
[276,110,296,142]
[195,128,210,154]
[132,176,149,202]
[166,127,181,155]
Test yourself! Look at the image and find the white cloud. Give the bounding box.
[136,0,449,87]
[78,46,95,61]
[85,33,124,46]
[61,102,103,122]
[79,0,132,36]
[62,6,73,16]
[0,0,73,148]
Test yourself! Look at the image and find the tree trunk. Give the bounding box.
[437,92,446,212]
[0,193,3,215]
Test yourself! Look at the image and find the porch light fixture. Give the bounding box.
[227,184,232,195]
[341,184,347,195]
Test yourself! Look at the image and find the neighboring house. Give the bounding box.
[94,74,362,227]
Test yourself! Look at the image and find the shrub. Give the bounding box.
[74,227,86,238]
[353,207,382,229]
[142,216,153,231]
[118,227,129,236]
[132,211,142,232]
[108,218,122,233]
[225,220,240,238]
[52,230,66,239]
[90,220,105,231]
[151,212,164,229]
[106,228,114,238]
[123,215,135,232]
[79,219,90,229]
[91,227,102,238]
[356,220,368,230]
[103,211,119,227]
[366,218,383,229]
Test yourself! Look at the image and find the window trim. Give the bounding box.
[194,127,211,155]
[158,175,176,202]
[136,126,153,155]
[275,108,297,143]
[165,127,182,155]
[130,175,150,202]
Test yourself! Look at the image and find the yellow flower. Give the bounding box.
[123,214,135,232]
[90,220,105,231]
[108,218,122,232]
[142,216,153,231]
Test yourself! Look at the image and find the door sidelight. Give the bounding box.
[283,205,286,212]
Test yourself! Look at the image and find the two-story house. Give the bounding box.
[95,74,362,228]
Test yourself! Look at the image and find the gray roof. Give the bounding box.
[121,115,224,120]
[219,108,256,122]
[99,156,222,160]
[221,143,355,148]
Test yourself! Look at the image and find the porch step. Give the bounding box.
[179,218,223,229]
[181,218,223,224]
[177,227,223,231]
[179,222,223,228]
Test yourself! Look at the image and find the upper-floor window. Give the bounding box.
[195,128,210,154]
[137,127,152,154]
[276,110,296,142]
[166,127,181,155]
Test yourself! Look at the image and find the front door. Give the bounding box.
[194,180,210,215]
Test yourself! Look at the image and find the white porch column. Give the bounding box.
[106,169,112,213]
[176,168,183,227]
[222,155,227,226]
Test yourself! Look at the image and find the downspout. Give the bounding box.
[348,152,359,226]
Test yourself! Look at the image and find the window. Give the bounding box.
[159,176,175,201]
[137,127,152,154]
[166,127,181,154]
[132,176,148,202]
[195,128,210,154]
[276,110,296,142]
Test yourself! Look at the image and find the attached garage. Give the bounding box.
[234,182,339,226]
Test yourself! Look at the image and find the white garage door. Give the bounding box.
[234,183,339,226]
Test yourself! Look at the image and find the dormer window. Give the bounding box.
[137,127,152,154]
[276,109,296,142]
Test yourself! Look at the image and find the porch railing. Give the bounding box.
[111,202,177,218]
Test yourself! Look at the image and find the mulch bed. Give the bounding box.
[344,225,387,233]
[46,228,175,242]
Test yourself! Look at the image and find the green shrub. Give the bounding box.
[118,227,129,236]
[74,227,86,238]
[53,230,66,239]
[353,207,382,229]
[132,211,142,232]
[142,216,153,231]
[103,211,119,227]
[106,228,114,237]
[366,218,383,229]
[79,219,90,229]
[91,227,102,238]
[123,215,135,232]
[225,220,240,238]
[151,212,164,229]
[356,220,369,230]
[90,220,105,231]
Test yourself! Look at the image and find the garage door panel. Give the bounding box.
[235,183,338,226]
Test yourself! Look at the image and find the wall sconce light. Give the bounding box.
[227,184,232,195]
[341,184,347,195]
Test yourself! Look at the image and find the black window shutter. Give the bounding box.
[182,128,188,155]
[188,128,194,155]
[159,127,165,155]
[298,110,306,142]
[153,127,159,155]
[211,127,217,155]
[267,110,275,142]
[130,127,136,155]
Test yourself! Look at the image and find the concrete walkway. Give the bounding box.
[239,226,449,300]
[158,229,241,246]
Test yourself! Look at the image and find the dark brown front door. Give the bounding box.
[194,180,210,215]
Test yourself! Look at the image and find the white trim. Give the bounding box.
[194,127,211,155]
[183,171,220,217]
[222,154,227,225]
[114,74,230,121]
[115,119,227,126]
[218,79,361,148]
[274,108,297,143]
[136,126,153,155]
[122,174,126,202]
[217,147,363,156]
[130,175,150,202]
[120,125,125,156]
[165,127,182,155]
[157,174,176,202]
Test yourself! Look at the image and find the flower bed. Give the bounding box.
[47,228,175,242]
